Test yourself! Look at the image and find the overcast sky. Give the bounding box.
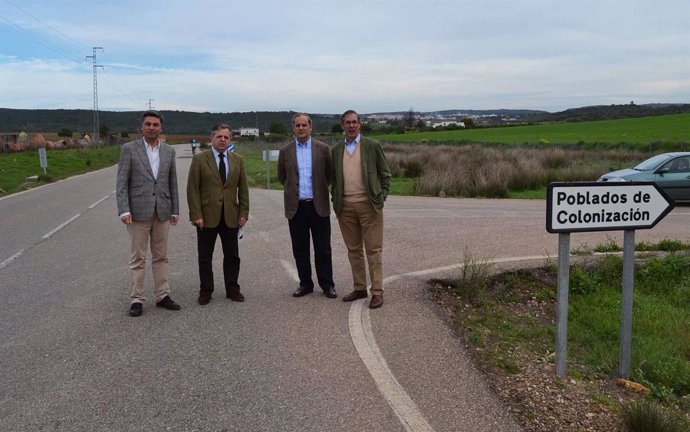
[1,0,688,114]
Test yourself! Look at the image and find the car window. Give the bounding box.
[670,157,690,173]
[634,154,673,171]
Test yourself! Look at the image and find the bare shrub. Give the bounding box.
[382,143,658,198]
[542,147,569,169]
[456,247,495,306]
[621,400,688,432]
[473,158,510,198]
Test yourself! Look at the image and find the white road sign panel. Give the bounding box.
[546,182,674,233]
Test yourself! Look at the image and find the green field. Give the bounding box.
[375,113,690,147]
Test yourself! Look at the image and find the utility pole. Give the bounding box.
[86,47,103,147]
[147,98,154,110]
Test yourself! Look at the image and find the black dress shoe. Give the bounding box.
[369,295,383,309]
[156,296,181,310]
[198,294,212,305]
[227,291,245,302]
[323,286,337,299]
[293,286,314,297]
[129,302,143,317]
[342,290,368,302]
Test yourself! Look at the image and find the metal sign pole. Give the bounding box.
[265,153,270,189]
[619,229,636,378]
[555,232,570,378]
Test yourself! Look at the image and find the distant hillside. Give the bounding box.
[2,103,689,135]
[528,103,690,123]
[0,109,340,135]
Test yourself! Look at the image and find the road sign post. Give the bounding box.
[546,182,673,378]
[262,149,279,189]
[38,147,48,175]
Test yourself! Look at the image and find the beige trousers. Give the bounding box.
[127,214,171,303]
[336,200,384,295]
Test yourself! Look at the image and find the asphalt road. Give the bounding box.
[1,145,689,432]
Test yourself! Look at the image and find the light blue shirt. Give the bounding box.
[345,134,360,155]
[296,138,313,200]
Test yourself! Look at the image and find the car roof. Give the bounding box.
[660,152,690,157]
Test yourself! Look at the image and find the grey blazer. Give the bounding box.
[116,138,179,221]
[277,138,332,219]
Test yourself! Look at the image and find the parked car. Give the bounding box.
[597,152,690,203]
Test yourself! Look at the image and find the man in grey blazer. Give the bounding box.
[116,110,181,317]
[277,114,336,298]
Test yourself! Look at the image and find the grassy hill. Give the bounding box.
[374,113,690,148]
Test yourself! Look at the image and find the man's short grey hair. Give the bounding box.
[292,113,312,126]
[211,123,231,136]
[340,109,359,123]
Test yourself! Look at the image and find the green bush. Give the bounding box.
[621,400,688,432]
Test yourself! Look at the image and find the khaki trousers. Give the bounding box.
[127,214,171,303]
[336,200,384,295]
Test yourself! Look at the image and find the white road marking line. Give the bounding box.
[0,249,24,270]
[89,194,111,209]
[348,254,549,432]
[349,299,435,432]
[42,214,81,239]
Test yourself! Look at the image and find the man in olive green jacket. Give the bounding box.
[187,124,249,305]
[331,109,391,309]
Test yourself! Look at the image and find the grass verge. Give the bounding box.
[0,146,121,196]
[434,243,690,430]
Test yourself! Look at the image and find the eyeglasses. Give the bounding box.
[343,120,359,125]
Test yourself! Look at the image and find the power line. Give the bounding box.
[4,0,90,48]
[100,69,140,108]
[0,15,83,63]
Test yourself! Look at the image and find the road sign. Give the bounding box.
[546,182,674,233]
[38,147,47,175]
[262,150,279,162]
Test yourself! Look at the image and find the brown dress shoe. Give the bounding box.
[342,290,368,302]
[198,294,211,305]
[227,292,245,302]
[369,295,383,309]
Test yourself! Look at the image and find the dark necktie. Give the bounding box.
[218,153,226,184]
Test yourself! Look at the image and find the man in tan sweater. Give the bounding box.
[331,110,391,309]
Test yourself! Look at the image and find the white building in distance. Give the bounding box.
[239,127,259,137]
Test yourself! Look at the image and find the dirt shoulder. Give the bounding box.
[427,259,642,432]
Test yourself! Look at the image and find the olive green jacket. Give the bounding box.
[187,150,249,228]
[331,136,391,215]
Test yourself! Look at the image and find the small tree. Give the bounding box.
[462,117,476,129]
[403,108,417,129]
[331,123,343,134]
[57,128,73,138]
[99,124,110,138]
[269,122,287,135]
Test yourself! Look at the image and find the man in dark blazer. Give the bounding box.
[187,124,249,305]
[116,110,181,317]
[331,109,391,309]
[277,113,336,299]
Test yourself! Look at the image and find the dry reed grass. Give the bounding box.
[381,143,650,198]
